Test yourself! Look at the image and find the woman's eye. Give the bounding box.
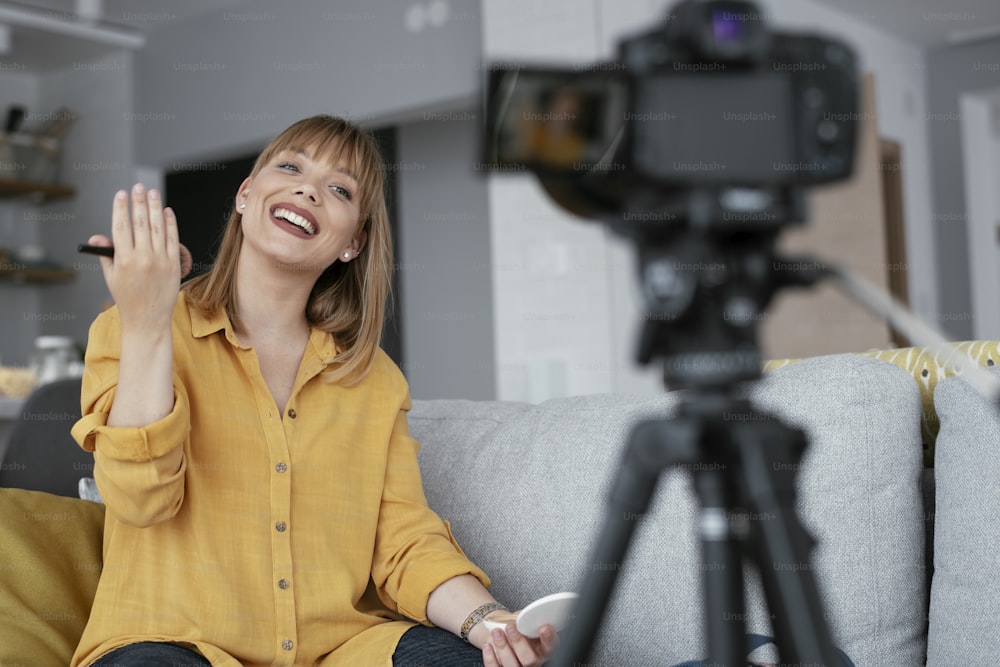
[330,185,353,201]
[278,162,300,172]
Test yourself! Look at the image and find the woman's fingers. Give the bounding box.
[88,234,115,279]
[487,624,547,667]
[538,625,558,656]
[147,188,166,254]
[130,183,151,250]
[483,624,556,667]
[100,183,184,331]
[483,642,500,667]
[110,189,132,250]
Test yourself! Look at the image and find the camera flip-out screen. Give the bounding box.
[485,68,628,175]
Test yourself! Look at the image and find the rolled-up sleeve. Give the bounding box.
[70,308,190,527]
[370,394,490,624]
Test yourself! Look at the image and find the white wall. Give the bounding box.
[482,0,937,400]
[482,0,619,401]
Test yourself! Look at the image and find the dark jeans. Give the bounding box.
[89,627,484,667]
[91,642,211,666]
[392,625,485,667]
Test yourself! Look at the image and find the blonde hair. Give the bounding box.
[183,115,392,386]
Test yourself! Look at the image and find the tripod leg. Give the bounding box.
[694,461,748,667]
[734,420,842,666]
[548,417,702,667]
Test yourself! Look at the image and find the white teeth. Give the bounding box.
[273,208,316,235]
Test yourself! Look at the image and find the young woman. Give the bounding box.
[71,115,557,667]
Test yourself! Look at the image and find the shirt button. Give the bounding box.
[287,408,297,419]
[282,639,294,651]
[275,462,287,473]
[278,578,290,589]
[276,521,287,532]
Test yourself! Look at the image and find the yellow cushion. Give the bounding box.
[0,488,105,666]
[765,341,1000,466]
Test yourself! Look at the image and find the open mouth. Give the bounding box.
[270,205,318,236]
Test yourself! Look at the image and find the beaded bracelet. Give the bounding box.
[460,601,509,643]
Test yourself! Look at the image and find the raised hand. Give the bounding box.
[90,183,181,333]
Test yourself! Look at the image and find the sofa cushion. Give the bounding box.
[765,340,1000,465]
[411,353,926,666]
[926,366,1000,666]
[0,488,105,666]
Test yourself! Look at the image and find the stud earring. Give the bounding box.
[239,203,246,210]
[343,252,350,259]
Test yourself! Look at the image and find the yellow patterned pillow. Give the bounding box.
[764,341,1000,466]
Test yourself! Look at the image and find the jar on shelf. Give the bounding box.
[31,335,78,384]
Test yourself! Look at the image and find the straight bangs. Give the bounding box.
[252,118,386,228]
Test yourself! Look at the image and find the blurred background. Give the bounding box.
[0,0,999,408]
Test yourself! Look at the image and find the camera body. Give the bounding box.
[483,0,859,219]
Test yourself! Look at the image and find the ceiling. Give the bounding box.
[807,0,1000,47]
[4,0,254,31]
[0,0,257,70]
[1,0,999,73]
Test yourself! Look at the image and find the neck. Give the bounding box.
[233,248,318,340]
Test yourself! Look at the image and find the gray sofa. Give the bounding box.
[412,353,997,666]
[2,352,996,665]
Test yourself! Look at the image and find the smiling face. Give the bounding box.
[236,145,368,276]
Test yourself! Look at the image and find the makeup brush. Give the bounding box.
[78,243,195,279]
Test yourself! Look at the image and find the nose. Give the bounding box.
[294,180,320,203]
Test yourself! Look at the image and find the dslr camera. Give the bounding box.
[483,0,859,232]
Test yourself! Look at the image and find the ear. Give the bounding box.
[235,177,253,210]
[350,229,368,257]
[342,229,368,262]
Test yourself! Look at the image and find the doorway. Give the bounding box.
[959,89,1000,340]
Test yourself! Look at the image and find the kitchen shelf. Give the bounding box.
[0,178,76,201]
[0,264,76,284]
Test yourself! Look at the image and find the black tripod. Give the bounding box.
[548,191,844,667]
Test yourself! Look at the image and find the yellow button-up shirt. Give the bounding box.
[70,293,489,667]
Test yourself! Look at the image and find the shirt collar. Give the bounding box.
[308,327,340,365]
[189,300,231,340]
[187,298,339,363]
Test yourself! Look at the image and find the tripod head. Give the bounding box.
[626,185,828,390]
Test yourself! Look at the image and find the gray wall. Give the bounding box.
[396,112,495,399]
[133,0,483,166]
[927,36,1000,339]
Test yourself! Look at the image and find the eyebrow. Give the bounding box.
[291,147,358,181]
